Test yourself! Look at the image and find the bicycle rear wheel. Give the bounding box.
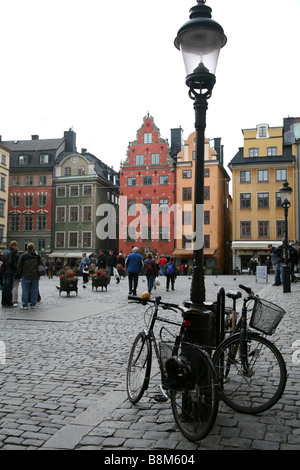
[170,346,219,441]
[214,332,287,414]
[127,331,152,404]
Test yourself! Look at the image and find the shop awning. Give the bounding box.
[64,252,94,258]
[172,249,217,257]
[49,251,67,257]
[232,241,281,250]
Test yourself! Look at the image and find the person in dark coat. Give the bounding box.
[2,240,19,307]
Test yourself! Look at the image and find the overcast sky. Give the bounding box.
[1,0,299,176]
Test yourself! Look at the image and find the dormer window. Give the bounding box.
[19,155,28,165]
[40,154,49,164]
[256,124,269,139]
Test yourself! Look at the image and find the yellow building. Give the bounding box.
[0,142,10,250]
[173,132,231,274]
[229,121,297,272]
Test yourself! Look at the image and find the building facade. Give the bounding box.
[174,132,231,274]
[119,114,176,259]
[228,121,297,272]
[0,142,10,251]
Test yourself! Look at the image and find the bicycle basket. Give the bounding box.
[250,298,285,335]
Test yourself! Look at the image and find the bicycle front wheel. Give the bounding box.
[170,347,219,442]
[214,332,287,414]
[127,331,152,404]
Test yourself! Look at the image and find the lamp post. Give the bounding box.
[175,0,226,307]
[279,181,293,293]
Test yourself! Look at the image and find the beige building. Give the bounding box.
[0,142,10,250]
[173,132,232,274]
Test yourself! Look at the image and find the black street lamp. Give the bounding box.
[175,0,226,307]
[279,181,293,293]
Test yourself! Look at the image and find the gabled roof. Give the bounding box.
[3,138,64,152]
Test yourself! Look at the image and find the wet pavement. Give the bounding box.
[0,272,299,451]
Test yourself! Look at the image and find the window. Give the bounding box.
[135,154,144,165]
[64,167,71,176]
[204,210,210,224]
[240,193,251,209]
[25,195,33,207]
[82,232,92,248]
[83,206,92,222]
[183,211,192,225]
[83,185,92,196]
[56,207,65,223]
[159,175,168,185]
[182,170,192,179]
[127,177,136,186]
[19,155,28,165]
[38,239,46,251]
[78,166,85,175]
[143,176,152,185]
[37,215,47,230]
[240,221,251,238]
[10,216,20,231]
[267,147,277,156]
[151,153,160,165]
[204,235,210,248]
[159,226,169,240]
[159,198,168,213]
[143,199,152,214]
[40,154,49,164]
[182,236,192,249]
[275,169,287,181]
[204,186,210,200]
[0,200,5,217]
[11,196,20,207]
[276,220,285,238]
[39,175,47,185]
[257,170,269,182]
[240,171,251,183]
[38,195,47,207]
[258,125,268,138]
[275,192,282,208]
[127,226,136,241]
[57,186,66,197]
[142,227,151,240]
[258,193,269,209]
[183,188,192,201]
[56,232,65,248]
[249,148,259,157]
[1,153,6,165]
[144,133,152,144]
[26,176,33,186]
[127,199,136,212]
[12,176,19,186]
[70,185,79,197]
[69,232,78,248]
[24,216,33,231]
[204,168,210,177]
[1,174,6,191]
[258,221,270,238]
[69,206,79,222]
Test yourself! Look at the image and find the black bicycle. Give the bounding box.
[126,295,219,441]
[213,284,287,414]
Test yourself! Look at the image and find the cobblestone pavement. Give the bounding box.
[0,272,299,450]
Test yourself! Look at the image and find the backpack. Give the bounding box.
[0,256,6,273]
[145,262,153,274]
[166,263,174,276]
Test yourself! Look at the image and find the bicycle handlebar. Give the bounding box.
[128,295,182,311]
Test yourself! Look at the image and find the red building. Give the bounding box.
[119,114,176,259]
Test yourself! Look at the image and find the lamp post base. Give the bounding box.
[282,264,291,293]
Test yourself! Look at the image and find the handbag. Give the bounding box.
[83,265,89,273]
[38,264,45,274]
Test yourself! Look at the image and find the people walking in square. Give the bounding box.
[144,253,156,294]
[268,244,283,286]
[165,259,176,291]
[125,247,143,296]
[79,253,90,283]
[158,256,167,275]
[17,242,44,310]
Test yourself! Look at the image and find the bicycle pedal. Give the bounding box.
[153,394,168,403]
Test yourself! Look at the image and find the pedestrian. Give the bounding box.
[144,253,156,294]
[79,253,90,283]
[1,240,19,307]
[12,249,21,304]
[107,249,119,283]
[264,256,272,274]
[125,247,143,296]
[181,263,184,275]
[47,257,55,279]
[96,249,107,269]
[117,253,125,267]
[158,256,167,275]
[287,242,298,283]
[0,250,3,289]
[55,258,62,276]
[17,242,44,310]
[268,244,283,286]
[165,259,176,291]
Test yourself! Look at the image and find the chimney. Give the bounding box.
[31,135,39,140]
[213,138,224,165]
[64,129,76,153]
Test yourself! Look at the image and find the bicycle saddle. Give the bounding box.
[226,290,242,300]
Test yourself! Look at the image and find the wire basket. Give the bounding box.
[250,298,286,335]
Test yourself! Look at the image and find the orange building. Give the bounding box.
[173,132,231,274]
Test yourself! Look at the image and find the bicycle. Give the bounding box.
[213,284,287,414]
[126,294,219,441]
